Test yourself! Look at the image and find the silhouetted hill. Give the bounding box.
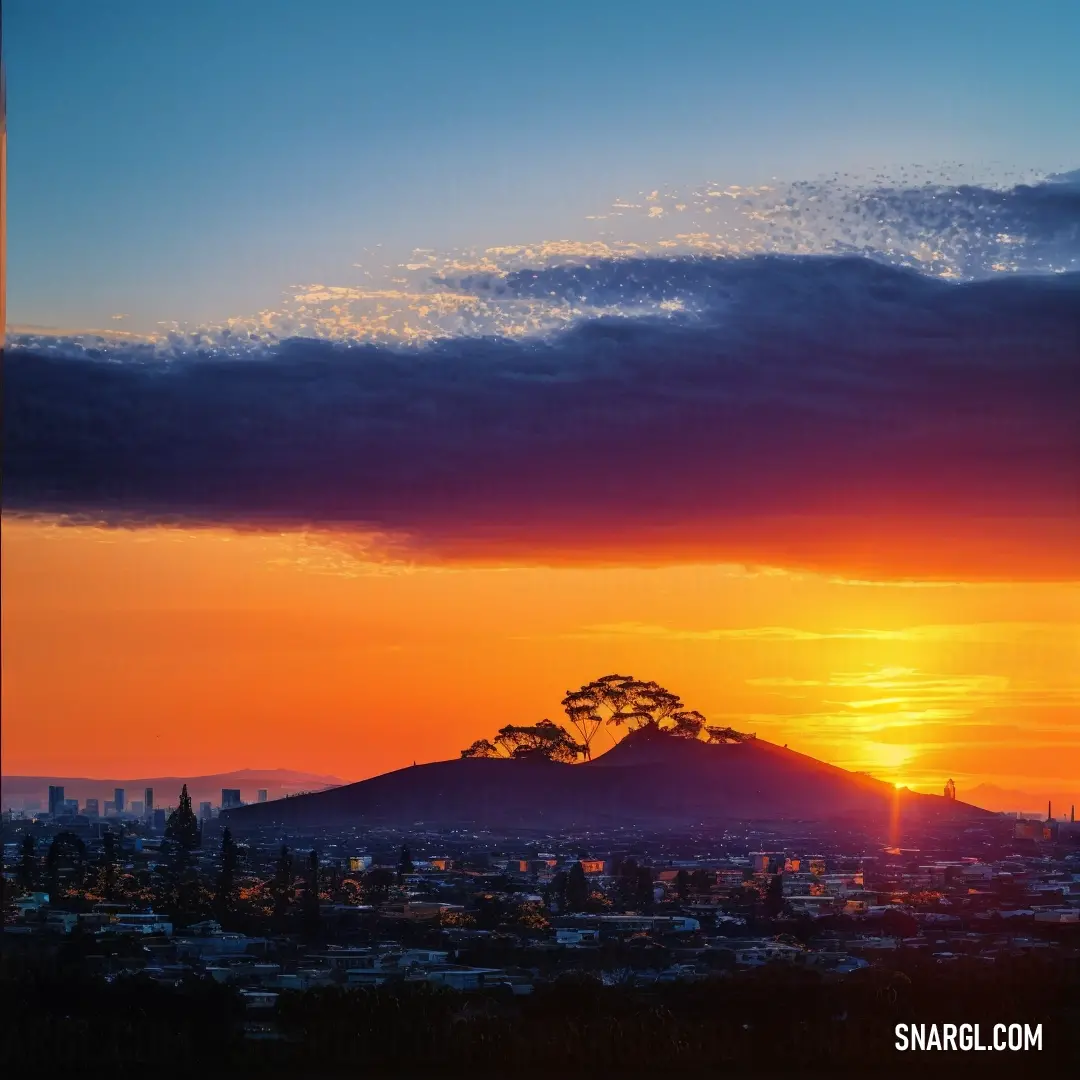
[963,782,1077,816]
[1,768,346,810]
[221,728,989,831]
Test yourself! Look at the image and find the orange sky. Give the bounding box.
[2,516,1078,802]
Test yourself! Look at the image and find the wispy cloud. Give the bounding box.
[5,170,1079,581]
[565,622,1079,644]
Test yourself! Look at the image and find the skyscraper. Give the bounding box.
[199,801,213,822]
[114,788,126,813]
[221,789,241,809]
[257,789,268,803]
[48,786,65,817]
[84,798,100,817]
[144,787,154,813]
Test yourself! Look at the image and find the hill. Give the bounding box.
[221,728,988,831]
[1,768,346,811]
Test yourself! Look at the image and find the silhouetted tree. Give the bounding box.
[562,675,724,755]
[705,725,755,744]
[362,867,395,905]
[164,785,200,852]
[635,866,655,911]
[690,868,712,896]
[881,907,919,939]
[101,831,118,900]
[764,873,785,919]
[214,827,239,921]
[461,720,585,762]
[17,835,35,892]
[45,832,86,901]
[302,849,321,933]
[675,869,690,901]
[550,870,568,912]
[272,845,294,925]
[566,861,589,912]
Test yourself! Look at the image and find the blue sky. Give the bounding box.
[5,0,1079,331]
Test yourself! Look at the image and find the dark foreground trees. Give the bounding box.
[1,954,1076,1073]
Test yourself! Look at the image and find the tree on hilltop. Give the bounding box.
[461,720,586,762]
[705,725,756,744]
[563,675,723,753]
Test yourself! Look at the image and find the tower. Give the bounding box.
[144,788,154,813]
[48,786,65,817]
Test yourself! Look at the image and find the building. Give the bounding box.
[257,789,268,803]
[103,800,117,815]
[48,785,65,817]
[83,798,100,817]
[130,800,144,816]
[199,801,213,822]
[144,788,154,813]
[114,788,126,813]
[62,799,79,816]
[221,789,242,810]
[152,808,167,831]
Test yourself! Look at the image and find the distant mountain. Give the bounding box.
[1,768,347,810]
[963,783,1078,816]
[222,727,989,831]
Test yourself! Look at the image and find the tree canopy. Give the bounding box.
[561,674,749,756]
[461,719,586,763]
[461,677,752,762]
[164,784,201,851]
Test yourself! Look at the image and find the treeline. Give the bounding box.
[1,954,1076,1073]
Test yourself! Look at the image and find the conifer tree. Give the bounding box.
[164,785,200,852]
[273,845,293,926]
[101,830,117,900]
[302,849,321,932]
[214,827,239,921]
[566,861,589,912]
[17,835,35,892]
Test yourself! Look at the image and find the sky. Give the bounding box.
[2,1,1078,805]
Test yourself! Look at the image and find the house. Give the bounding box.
[422,966,506,991]
[733,942,804,966]
[556,928,601,945]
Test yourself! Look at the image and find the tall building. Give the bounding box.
[62,799,79,816]
[83,798,100,817]
[114,788,126,813]
[130,800,144,816]
[152,808,167,831]
[199,801,213,822]
[104,800,117,815]
[144,788,154,813]
[221,788,242,809]
[48,786,65,817]
[257,789,268,803]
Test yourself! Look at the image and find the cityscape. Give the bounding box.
[2,720,1078,1069]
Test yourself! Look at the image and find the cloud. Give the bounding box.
[568,622,1079,644]
[5,243,1079,582]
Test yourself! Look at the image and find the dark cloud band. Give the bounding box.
[5,255,1079,579]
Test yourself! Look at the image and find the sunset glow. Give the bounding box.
[4,517,1076,802]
